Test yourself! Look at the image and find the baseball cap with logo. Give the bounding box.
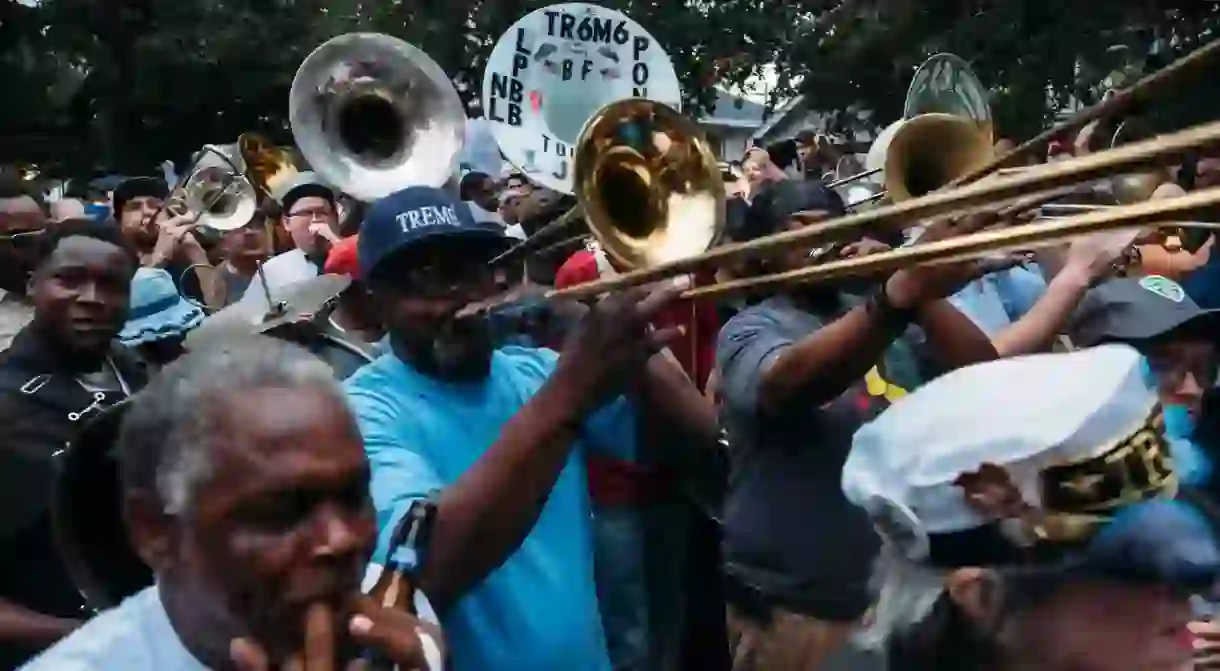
[1070,275,1220,348]
[358,186,508,280]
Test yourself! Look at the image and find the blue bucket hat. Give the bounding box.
[118,267,205,346]
[358,185,508,280]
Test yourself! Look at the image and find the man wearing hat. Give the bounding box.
[714,178,996,671]
[1069,275,1220,496]
[111,176,212,304]
[344,185,716,670]
[844,345,1219,671]
[117,267,205,369]
[276,172,341,268]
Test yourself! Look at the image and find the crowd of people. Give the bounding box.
[1,98,1220,671]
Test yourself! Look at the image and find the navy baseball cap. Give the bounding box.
[1070,275,1220,348]
[358,186,508,279]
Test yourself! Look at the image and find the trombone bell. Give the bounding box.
[289,33,466,202]
[883,113,994,202]
[573,99,726,270]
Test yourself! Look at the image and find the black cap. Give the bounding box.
[111,177,168,216]
[1070,275,1220,348]
[277,172,336,215]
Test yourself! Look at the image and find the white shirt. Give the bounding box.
[21,586,207,670]
[0,289,34,352]
[24,577,443,671]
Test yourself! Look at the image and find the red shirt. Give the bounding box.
[554,250,718,391]
[554,250,719,507]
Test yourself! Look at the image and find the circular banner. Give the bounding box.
[481,3,681,194]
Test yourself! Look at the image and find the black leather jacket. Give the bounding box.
[0,328,148,667]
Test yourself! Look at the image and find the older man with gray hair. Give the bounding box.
[23,337,442,670]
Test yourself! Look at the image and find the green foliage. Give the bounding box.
[774,0,1220,141]
[3,0,1219,179]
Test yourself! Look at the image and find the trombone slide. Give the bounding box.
[681,185,1220,300]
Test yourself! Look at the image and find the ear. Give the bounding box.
[123,490,179,574]
[946,567,1005,630]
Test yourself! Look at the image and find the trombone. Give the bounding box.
[490,97,725,270]
[456,39,1220,317]
[458,118,1220,317]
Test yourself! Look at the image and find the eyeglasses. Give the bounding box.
[285,207,334,222]
[380,261,495,298]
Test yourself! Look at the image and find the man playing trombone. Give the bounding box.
[715,178,1000,671]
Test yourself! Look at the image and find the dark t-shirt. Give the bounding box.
[716,294,933,620]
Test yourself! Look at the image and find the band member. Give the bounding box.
[345,186,717,669]
[214,200,275,306]
[117,267,205,369]
[0,175,46,350]
[0,220,144,667]
[553,245,720,669]
[1129,183,1214,280]
[23,338,443,670]
[845,345,1214,671]
[715,179,996,671]
[278,173,341,269]
[113,175,229,312]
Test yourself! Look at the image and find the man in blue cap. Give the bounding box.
[344,186,717,670]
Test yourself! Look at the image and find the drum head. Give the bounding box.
[53,399,152,610]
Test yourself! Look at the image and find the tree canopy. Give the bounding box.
[2,0,1218,179]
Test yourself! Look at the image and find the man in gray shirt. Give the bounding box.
[716,179,998,671]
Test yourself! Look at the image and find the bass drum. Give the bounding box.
[53,399,149,611]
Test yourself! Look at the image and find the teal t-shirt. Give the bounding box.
[345,346,631,671]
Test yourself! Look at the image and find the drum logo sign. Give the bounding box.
[481,2,681,194]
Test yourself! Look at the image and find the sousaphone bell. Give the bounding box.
[289,33,467,202]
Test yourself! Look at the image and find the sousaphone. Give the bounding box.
[289,33,467,202]
[861,54,995,203]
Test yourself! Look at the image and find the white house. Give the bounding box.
[697,89,770,161]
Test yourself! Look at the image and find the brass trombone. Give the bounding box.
[492,98,726,270]
[458,118,1220,317]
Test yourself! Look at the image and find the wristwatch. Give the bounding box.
[866,281,917,331]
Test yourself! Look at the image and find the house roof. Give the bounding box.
[699,89,771,129]
[748,94,809,142]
